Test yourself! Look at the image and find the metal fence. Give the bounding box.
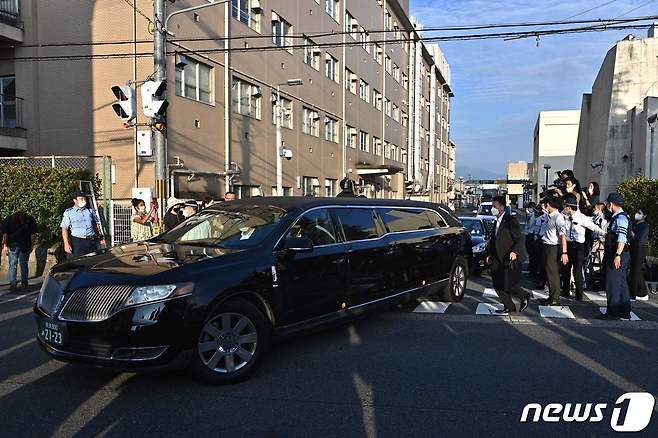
[0,155,114,241]
[0,0,19,26]
[112,201,133,246]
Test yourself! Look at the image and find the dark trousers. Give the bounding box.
[526,234,536,274]
[561,242,585,299]
[628,245,648,298]
[544,244,561,301]
[604,252,631,318]
[71,237,98,257]
[491,262,529,311]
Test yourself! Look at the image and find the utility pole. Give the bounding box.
[276,85,283,196]
[154,0,167,218]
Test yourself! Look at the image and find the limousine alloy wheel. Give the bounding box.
[446,257,468,302]
[191,298,271,384]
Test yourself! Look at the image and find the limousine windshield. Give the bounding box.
[157,205,289,248]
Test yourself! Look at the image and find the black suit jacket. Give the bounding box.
[486,213,525,269]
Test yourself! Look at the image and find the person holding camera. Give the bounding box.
[130,198,157,242]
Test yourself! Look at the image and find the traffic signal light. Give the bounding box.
[111,85,136,123]
[140,80,168,118]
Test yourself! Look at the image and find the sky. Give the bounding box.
[409,0,656,179]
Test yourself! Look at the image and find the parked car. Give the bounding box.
[35,198,472,384]
[458,217,490,274]
[475,202,496,234]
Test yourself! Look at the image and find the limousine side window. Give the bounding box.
[333,208,380,241]
[378,208,434,233]
[426,210,449,228]
[285,208,337,246]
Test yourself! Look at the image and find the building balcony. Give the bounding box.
[0,96,27,151]
[0,0,22,43]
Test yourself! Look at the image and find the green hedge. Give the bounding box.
[618,177,658,256]
[0,165,96,245]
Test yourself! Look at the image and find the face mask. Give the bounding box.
[635,213,644,221]
[490,207,500,217]
[588,186,594,195]
[76,199,87,208]
[566,186,574,193]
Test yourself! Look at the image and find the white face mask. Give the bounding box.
[635,213,644,221]
[566,186,574,193]
[588,186,594,195]
[76,199,87,208]
[490,207,500,217]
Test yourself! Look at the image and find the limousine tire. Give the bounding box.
[191,298,272,385]
[443,257,468,302]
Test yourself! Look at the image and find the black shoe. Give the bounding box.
[495,307,512,315]
[597,313,617,320]
[574,295,583,302]
[9,284,18,292]
[519,299,529,312]
[543,300,561,306]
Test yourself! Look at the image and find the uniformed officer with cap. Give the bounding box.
[61,188,106,257]
[337,177,357,197]
[601,192,632,320]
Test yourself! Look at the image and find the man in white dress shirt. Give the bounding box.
[541,196,569,305]
[560,194,605,301]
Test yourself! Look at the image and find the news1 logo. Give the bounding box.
[520,392,655,432]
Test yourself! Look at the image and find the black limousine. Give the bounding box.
[35,197,472,384]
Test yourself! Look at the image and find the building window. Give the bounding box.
[231,0,261,32]
[325,178,337,197]
[359,131,369,152]
[391,144,398,161]
[231,76,261,119]
[303,176,321,196]
[346,126,357,148]
[345,11,355,35]
[325,0,340,22]
[303,36,321,70]
[401,150,407,164]
[402,73,408,90]
[385,55,392,74]
[373,89,382,111]
[325,54,339,83]
[234,185,261,199]
[401,111,408,127]
[271,186,293,196]
[359,28,370,53]
[175,58,213,104]
[392,104,400,122]
[374,44,383,64]
[0,76,16,128]
[302,107,320,137]
[324,117,339,143]
[346,69,358,94]
[392,63,400,82]
[384,141,390,159]
[384,98,391,117]
[373,136,382,156]
[272,96,293,129]
[272,12,292,51]
[359,79,369,102]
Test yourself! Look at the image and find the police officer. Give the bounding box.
[61,189,106,257]
[601,192,632,320]
[337,177,357,198]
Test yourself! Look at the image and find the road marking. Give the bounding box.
[413,301,451,313]
[0,307,33,323]
[483,288,498,297]
[584,291,607,302]
[475,302,506,315]
[0,291,38,305]
[538,305,575,319]
[532,290,548,300]
[599,307,641,321]
[0,338,34,360]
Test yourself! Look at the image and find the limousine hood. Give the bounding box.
[52,241,245,287]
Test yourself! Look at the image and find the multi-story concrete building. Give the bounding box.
[0,0,454,205]
[574,31,658,197]
[506,160,532,208]
[532,110,580,200]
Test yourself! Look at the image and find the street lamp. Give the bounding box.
[276,79,304,196]
[648,114,657,179]
[543,163,551,194]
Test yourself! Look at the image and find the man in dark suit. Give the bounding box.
[486,196,530,314]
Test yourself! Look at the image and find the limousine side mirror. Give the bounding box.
[283,237,314,253]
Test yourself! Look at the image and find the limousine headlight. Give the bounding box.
[473,242,487,253]
[123,283,194,307]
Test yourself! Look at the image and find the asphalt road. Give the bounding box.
[1,283,657,438]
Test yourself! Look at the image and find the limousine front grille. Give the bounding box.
[59,285,134,322]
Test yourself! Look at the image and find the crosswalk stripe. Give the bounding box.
[475,302,506,315]
[584,292,607,302]
[538,305,576,319]
[599,307,641,321]
[532,290,548,300]
[413,301,451,314]
[482,288,498,297]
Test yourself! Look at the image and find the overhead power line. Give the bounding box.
[0,21,654,62]
[2,14,657,50]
